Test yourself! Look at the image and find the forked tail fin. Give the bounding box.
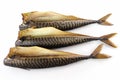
[90,44,111,59]
[98,13,113,26]
[100,33,117,48]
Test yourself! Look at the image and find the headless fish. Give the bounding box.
[19,11,112,30]
[16,27,117,48]
[4,44,110,69]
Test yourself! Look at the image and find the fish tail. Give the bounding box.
[90,44,111,59]
[98,13,113,26]
[100,33,117,48]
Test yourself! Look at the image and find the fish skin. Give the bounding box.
[16,36,99,48]
[19,11,112,30]
[4,56,85,69]
[4,44,110,69]
[19,20,97,31]
[21,11,82,22]
[16,27,117,48]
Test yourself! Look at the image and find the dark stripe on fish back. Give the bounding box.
[4,56,89,69]
[15,36,99,48]
[19,20,97,30]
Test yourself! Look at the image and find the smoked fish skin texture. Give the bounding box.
[19,20,97,31]
[4,56,86,69]
[4,44,110,69]
[16,27,117,48]
[19,11,112,30]
[16,36,99,48]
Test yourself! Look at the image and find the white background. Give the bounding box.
[0,0,120,80]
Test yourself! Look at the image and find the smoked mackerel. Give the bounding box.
[4,44,110,69]
[19,11,112,30]
[16,27,117,48]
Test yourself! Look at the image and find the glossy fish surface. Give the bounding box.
[19,11,112,30]
[16,27,117,48]
[4,44,110,69]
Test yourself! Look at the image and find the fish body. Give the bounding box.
[4,55,87,69]
[19,20,97,30]
[16,27,117,48]
[4,44,110,69]
[19,11,112,30]
[16,36,98,48]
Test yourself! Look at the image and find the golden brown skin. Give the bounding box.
[22,11,82,22]
[19,11,112,30]
[4,44,110,69]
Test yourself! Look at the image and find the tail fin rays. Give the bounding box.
[98,13,113,26]
[100,33,117,48]
[90,44,111,59]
